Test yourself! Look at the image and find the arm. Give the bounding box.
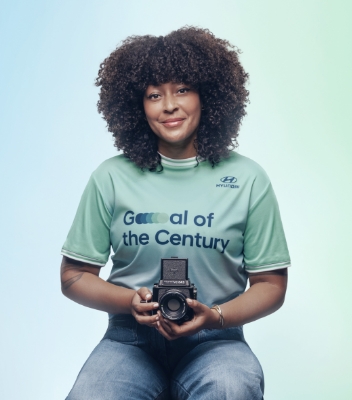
[220,268,287,327]
[156,268,288,340]
[61,256,135,314]
[60,256,160,325]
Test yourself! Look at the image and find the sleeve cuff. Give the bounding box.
[61,249,107,267]
[245,261,291,273]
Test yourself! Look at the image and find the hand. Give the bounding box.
[156,298,221,341]
[130,287,160,327]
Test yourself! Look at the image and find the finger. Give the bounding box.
[156,313,174,334]
[158,312,198,337]
[186,298,204,312]
[157,313,185,336]
[134,313,159,327]
[137,287,153,301]
[155,320,177,341]
[133,301,159,314]
[158,317,174,335]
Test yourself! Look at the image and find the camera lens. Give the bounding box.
[167,298,181,311]
[159,290,188,321]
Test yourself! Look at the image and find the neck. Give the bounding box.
[157,141,197,159]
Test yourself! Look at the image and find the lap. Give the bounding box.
[66,316,264,400]
[171,335,264,400]
[66,339,169,400]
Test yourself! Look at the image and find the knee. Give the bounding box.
[196,368,263,399]
[172,340,264,399]
[213,369,263,399]
[173,359,264,400]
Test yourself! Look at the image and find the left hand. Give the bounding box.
[156,298,220,341]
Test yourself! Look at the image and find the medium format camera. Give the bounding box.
[153,257,197,324]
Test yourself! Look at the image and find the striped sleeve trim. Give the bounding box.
[61,249,106,267]
[245,261,291,273]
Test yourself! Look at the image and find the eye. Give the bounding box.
[178,87,190,94]
[147,93,160,100]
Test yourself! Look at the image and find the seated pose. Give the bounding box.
[61,26,290,400]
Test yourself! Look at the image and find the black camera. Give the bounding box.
[153,257,197,324]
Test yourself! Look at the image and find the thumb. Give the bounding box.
[186,298,203,311]
[137,287,152,301]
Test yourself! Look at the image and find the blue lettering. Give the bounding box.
[170,213,182,225]
[182,234,193,247]
[213,238,221,250]
[128,230,138,246]
[139,233,149,245]
[155,230,169,245]
[170,233,181,245]
[220,239,230,253]
[123,211,134,225]
[194,233,202,248]
[184,210,188,225]
[194,215,206,226]
[206,213,214,227]
[202,236,213,249]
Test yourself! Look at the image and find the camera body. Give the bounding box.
[153,257,197,324]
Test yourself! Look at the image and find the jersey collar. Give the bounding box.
[159,153,200,169]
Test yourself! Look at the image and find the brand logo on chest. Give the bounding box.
[216,176,239,189]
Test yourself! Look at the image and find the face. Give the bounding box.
[143,82,201,158]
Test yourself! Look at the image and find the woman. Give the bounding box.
[61,27,290,399]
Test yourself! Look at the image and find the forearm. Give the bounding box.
[61,265,136,314]
[220,272,287,328]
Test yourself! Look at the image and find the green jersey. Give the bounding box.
[61,152,290,308]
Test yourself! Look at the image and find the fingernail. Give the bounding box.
[155,316,159,321]
[146,294,152,300]
[153,303,159,308]
[186,299,193,305]
[157,321,160,327]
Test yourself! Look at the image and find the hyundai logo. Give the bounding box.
[220,176,237,183]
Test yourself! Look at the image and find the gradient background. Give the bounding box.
[1,1,351,398]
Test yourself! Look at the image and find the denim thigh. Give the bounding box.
[170,327,264,400]
[67,316,264,400]
[66,316,169,400]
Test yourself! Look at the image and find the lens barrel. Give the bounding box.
[159,290,188,321]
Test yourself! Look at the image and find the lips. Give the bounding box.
[161,118,185,127]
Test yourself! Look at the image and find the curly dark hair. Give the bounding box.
[95,26,249,170]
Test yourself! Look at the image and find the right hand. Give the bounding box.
[130,287,160,327]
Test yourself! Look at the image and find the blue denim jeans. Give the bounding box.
[67,314,264,400]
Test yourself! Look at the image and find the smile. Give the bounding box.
[161,118,185,128]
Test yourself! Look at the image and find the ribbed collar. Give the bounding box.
[159,153,199,169]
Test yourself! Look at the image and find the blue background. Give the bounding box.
[1,1,351,398]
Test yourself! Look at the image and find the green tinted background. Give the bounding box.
[1,0,351,398]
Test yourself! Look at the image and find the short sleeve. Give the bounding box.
[244,171,291,273]
[61,174,112,266]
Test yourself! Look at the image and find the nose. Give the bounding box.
[163,93,178,113]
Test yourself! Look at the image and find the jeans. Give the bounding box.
[66,314,264,400]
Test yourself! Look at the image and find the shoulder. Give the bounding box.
[81,154,136,195]
[80,155,139,213]
[219,152,270,183]
[89,154,143,183]
[92,154,135,175]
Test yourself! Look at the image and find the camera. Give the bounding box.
[152,257,197,324]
